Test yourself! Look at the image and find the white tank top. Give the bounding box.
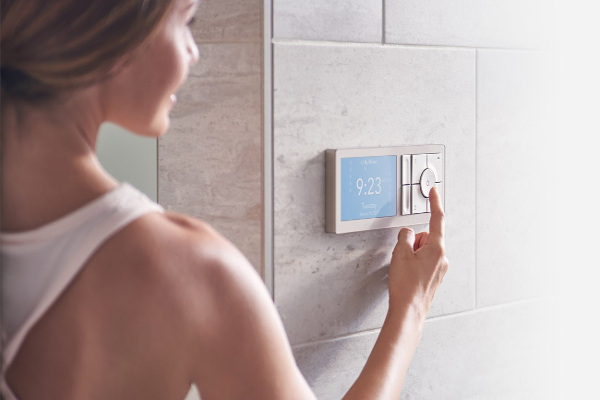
[1,182,165,399]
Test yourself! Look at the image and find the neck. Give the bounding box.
[2,87,104,154]
[1,89,119,232]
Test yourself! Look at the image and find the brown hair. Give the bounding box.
[0,0,177,104]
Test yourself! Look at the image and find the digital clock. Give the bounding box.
[340,156,397,221]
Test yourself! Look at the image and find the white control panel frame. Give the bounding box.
[325,145,445,234]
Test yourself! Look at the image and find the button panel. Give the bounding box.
[401,152,444,215]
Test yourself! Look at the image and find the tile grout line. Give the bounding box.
[271,38,551,52]
[291,294,556,350]
[194,39,262,44]
[262,0,275,298]
[260,0,264,283]
[474,49,478,309]
[260,0,266,286]
[381,0,385,45]
[269,0,275,301]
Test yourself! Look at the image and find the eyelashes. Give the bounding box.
[187,17,196,27]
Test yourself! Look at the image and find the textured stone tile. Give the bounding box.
[274,0,381,43]
[293,297,557,400]
[191,0,261,42]
[274,43,476,345]
[385,0,555,49]
[476,50,557,307]
[159,43,262,271]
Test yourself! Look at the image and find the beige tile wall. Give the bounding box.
[161,0,558,398]
[159,0,263,276]
[273,44,476,345]
[273,0,557,398]
[294,297,557,399]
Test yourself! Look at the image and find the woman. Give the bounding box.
[0,0,449,398]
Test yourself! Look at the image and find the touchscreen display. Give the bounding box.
[341,155,397,221]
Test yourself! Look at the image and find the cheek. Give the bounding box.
[160,32,189,85]
[130,48,183,108]
[104,32,189,134]
[146,44,183,93]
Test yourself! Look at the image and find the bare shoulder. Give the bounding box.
[150,210,260,290]
[146,210,272,333]
[106,209,262,311]
[110,209,270,338]
[125,211,315,399]
[109,209,247,273]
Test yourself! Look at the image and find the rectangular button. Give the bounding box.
[401,185,411,215]
[426,181,444,213]
[427,153,443,183]
[411,154,427,184]
[401,155,412,185]
[412,185,427,214]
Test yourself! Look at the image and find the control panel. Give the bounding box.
[325,145,445,234]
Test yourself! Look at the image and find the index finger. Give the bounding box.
[426,186,445,245]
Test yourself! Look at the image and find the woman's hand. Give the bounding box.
[387,186,449,321]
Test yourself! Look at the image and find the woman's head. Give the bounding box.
[1,0,200,136]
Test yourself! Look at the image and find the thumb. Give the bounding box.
[395,228,416,257]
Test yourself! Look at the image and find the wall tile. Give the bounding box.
[385,0,554,49]
[476,50,557,307]
[274,43,476,345]
[274,0,381,43]
[192,0,261,42]
[293,297,557,400]
[159,43,262,271]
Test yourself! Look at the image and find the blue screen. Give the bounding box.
[341,155,397,221]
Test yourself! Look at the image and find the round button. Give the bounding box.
[420,168,437,198]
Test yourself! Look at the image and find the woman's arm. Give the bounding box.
[341,305,425,400]
[343,186,448,399]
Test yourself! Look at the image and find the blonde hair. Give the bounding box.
[0,0,177,104]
